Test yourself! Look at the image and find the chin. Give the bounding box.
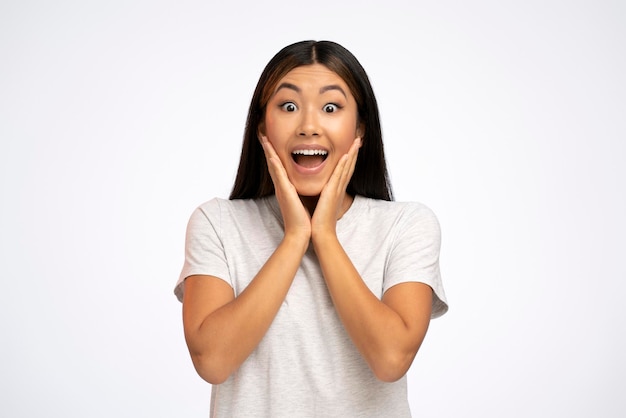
[296,188,323,197]
[293,180,325,197]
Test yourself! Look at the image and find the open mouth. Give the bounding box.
[291,149,328,169]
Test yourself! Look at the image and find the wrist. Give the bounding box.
[311,228,339,250]
[281,232,310,255]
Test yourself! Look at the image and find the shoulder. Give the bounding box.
[356,196,439,226]
[193,197,272,217]
[189,196,281,231]
[186,198,225,228]
[194,197,224,214]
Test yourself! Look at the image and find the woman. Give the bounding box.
[175,40,448,417]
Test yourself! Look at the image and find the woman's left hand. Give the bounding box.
[311,137,361,240]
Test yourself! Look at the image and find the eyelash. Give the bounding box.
[324,103,342,113]
[278,102,343,112]
[280,102,297,112]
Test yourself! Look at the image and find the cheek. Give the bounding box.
[263,119,285,146]
[331,120,359,152]
[262,115,276,137]
[263,120,292,164]
[264,114,291,142]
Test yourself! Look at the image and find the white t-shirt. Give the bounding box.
[175,195,448,418]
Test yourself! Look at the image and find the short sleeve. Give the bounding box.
[384,204,448,318]
[174,199,232,302]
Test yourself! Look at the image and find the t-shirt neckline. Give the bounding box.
[264,194,363,230]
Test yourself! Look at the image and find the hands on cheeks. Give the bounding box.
[259,135,362,243]
[311,137,361,239]
[259,135,311,243]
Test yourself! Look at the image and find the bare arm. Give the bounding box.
[182,234,308,384]
[183,137,312,384]
[311,137,432,382]
[312,234,432,382]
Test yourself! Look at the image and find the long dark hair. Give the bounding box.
[229,40,393,201]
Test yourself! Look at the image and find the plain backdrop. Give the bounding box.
[1,0,624,416]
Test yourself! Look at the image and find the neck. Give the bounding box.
[299,195,319,216]
[299,193,354,219]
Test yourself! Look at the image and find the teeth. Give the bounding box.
[292,149,328,156]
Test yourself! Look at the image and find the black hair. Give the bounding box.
[229,40,392,201]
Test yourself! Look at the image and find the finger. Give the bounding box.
[336,137,360,193]
[260,136,290,185]
[326,137,360,195]
[260,135,279,166]
[344,137,361,184]
[326,153,349,194]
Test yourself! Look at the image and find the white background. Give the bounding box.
[1,0,624,416]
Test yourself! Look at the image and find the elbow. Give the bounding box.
[371,363,409,383]
[185,331,236,384]
[369,349,417,383]
[190,351,233,385]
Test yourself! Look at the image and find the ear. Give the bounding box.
[257,121,266,139]
[356,122,365,139]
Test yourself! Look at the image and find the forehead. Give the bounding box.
[275,64,349,91]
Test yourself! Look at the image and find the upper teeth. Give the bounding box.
[292,150,328,156]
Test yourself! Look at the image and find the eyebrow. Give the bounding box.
[275,82,301,94]
[274,82,347,98]
[319,84,347,98]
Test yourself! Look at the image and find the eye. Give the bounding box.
[280,102,298,112]
[323,103,340,113]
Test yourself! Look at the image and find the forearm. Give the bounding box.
[185,235,308,383]
[312,234,430,382]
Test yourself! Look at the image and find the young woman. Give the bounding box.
[175,40,448,417]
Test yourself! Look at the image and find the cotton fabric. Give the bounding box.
[175,195,448,417]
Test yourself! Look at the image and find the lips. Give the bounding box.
[291,149,328,169]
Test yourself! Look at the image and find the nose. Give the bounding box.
[298,107,320,137]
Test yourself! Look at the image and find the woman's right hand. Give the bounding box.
[260,135,311,243]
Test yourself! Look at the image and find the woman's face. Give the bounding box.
[261,64,362,197]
